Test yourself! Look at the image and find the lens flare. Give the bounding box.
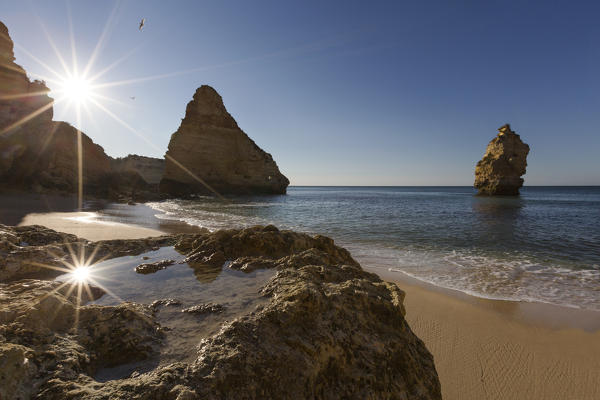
[61,76,92,104]
[71,265,91,282]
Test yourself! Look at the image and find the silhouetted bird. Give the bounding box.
[130,96,135,100]
[139,18,145,31]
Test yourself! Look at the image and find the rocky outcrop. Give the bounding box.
[2,21,290,201]
[0,21,114,195]
[474,124,530,195]
[0,21,53,131]
[135,259,175,274]
[0,280,162,400]
[111,154,165,185]
[160,85,289,197]
[0,21,159,202]
[0,120,113,192]
[0,225,441,399]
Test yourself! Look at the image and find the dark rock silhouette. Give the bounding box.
[474,124,530,195]
[160,85,289,196]
[0,21,160,201]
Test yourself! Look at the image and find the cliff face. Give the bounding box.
[0,21,53,130]
[160,85,289,196]
[0,121,111,192]
[474,124,530,196]
[111,154,165,185]
[0,21,112,194]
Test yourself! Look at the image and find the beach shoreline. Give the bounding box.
[18,211,166,241]
[386,273,600,400]
[4,198,600,399]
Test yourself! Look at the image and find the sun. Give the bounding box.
[60,76,93,104]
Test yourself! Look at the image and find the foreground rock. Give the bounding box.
[474,124,530,195]
[160,85,289,197]
[1,225,441,399]
[0,280,162,400]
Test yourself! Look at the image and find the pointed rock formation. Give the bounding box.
[474,124,530,195]
[160,85,289,196]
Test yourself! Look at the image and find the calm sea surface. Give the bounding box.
[147,186,600,311]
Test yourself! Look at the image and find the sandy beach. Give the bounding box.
[11,207,600,400]
[19,211,165,241]
[382,273,600,400]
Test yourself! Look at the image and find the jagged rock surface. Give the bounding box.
[111,155,165,185]
[474,124,530,195]
[0,225,441,399]
[160,85,289,196]
[0,280,162,400]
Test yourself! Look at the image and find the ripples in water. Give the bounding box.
[146,186,600,310]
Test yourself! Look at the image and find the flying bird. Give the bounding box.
[130,96,135,100]
[139,18,145,31]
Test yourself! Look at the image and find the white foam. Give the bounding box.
[146,200,600,311]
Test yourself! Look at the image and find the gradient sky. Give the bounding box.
[3,0,599,185]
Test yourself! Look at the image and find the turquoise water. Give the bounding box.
[147,187,600,310]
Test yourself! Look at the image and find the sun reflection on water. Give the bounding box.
[71,265,91,283]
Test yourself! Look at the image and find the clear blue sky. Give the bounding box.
[3,0,599,185]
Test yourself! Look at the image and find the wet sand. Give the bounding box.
[19,211,165,241]
[378,271,600,400]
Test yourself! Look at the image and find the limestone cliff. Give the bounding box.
[474,124,530,195]
[0,21,53,130]
[111,154,165,185]
[160,85,289,196]
[0,21,112,194]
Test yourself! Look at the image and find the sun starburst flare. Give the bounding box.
[26,239,142,332]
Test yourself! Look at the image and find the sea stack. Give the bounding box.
[159,85,289,196]
[474,124,530,196]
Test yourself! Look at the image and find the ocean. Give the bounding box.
[147,186,600,311]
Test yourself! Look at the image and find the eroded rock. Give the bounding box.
[135,259,176,274]
[474,124,530,195]
[182,303,224,315]
[0,280,161,400]
[229,256,277,272]
[151,298,182,310]
[1,226,441,399]
[159,85,289,196]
